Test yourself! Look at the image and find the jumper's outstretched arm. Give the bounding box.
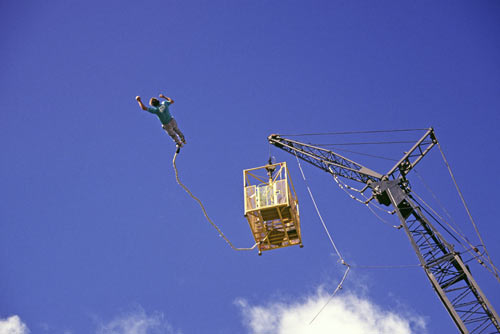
[159,93,174,104]
[135,96,148,111]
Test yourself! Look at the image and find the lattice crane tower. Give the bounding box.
[268,128,500,334]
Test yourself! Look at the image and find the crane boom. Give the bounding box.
[267,134,383,183]
[268,129,500,334]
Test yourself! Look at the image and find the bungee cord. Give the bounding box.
[172,150,259,251]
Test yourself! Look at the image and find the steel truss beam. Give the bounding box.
[384,128,438,180]
[383,181,500,334]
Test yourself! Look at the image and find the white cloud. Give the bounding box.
[96,307,181,334]
[236,289,427,334]
[0,315,30,334]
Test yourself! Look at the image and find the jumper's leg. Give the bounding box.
[171,119,186,144]
[162,122,182,146]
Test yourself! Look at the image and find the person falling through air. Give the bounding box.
[136,94,186,149]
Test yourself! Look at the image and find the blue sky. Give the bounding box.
[1,1,500,333]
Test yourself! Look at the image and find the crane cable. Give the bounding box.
[330,146,499,280]
[410,190,472,247]
[290,129,500,280]
[436,142,500,282]
[413,170,470,242]
[331,174,400,229]
[410,172,481,255]
[294,152,347,263]
[300,130,500,282]
[292,151,422,324]
[172,150,259,251]
[410,190,498,278]
[293,151,350,324]
[278,128,429,136]
[412,169,498,277]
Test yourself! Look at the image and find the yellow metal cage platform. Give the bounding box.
[243,162,302,255]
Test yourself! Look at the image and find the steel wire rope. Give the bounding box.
[172,151,258,251]
[294,153,346,262]
[315,140,418,146]
[413,169,469,243]
[331,174,399,229]
[328,174,429,268]
[324,134,499,279]
[409,194,467,247]
[436,141,500,282]
[349,264,421,269]
[294,153,422,324]
[309,266,351,325]
[409,188,476,250]
[409,193,499,278]
[291,149,430,324]
[316,133,498,276]
[292,151,350,325]
[328,147,398,162]
[278,128,429,137]
[456,244,489,265]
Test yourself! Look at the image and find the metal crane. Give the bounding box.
[268,128,500,334]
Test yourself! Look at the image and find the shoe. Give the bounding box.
[176,142,183,148]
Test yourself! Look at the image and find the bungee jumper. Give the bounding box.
[136,93,186,152]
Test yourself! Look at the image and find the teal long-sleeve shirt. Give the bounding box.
[147,101,173,125]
